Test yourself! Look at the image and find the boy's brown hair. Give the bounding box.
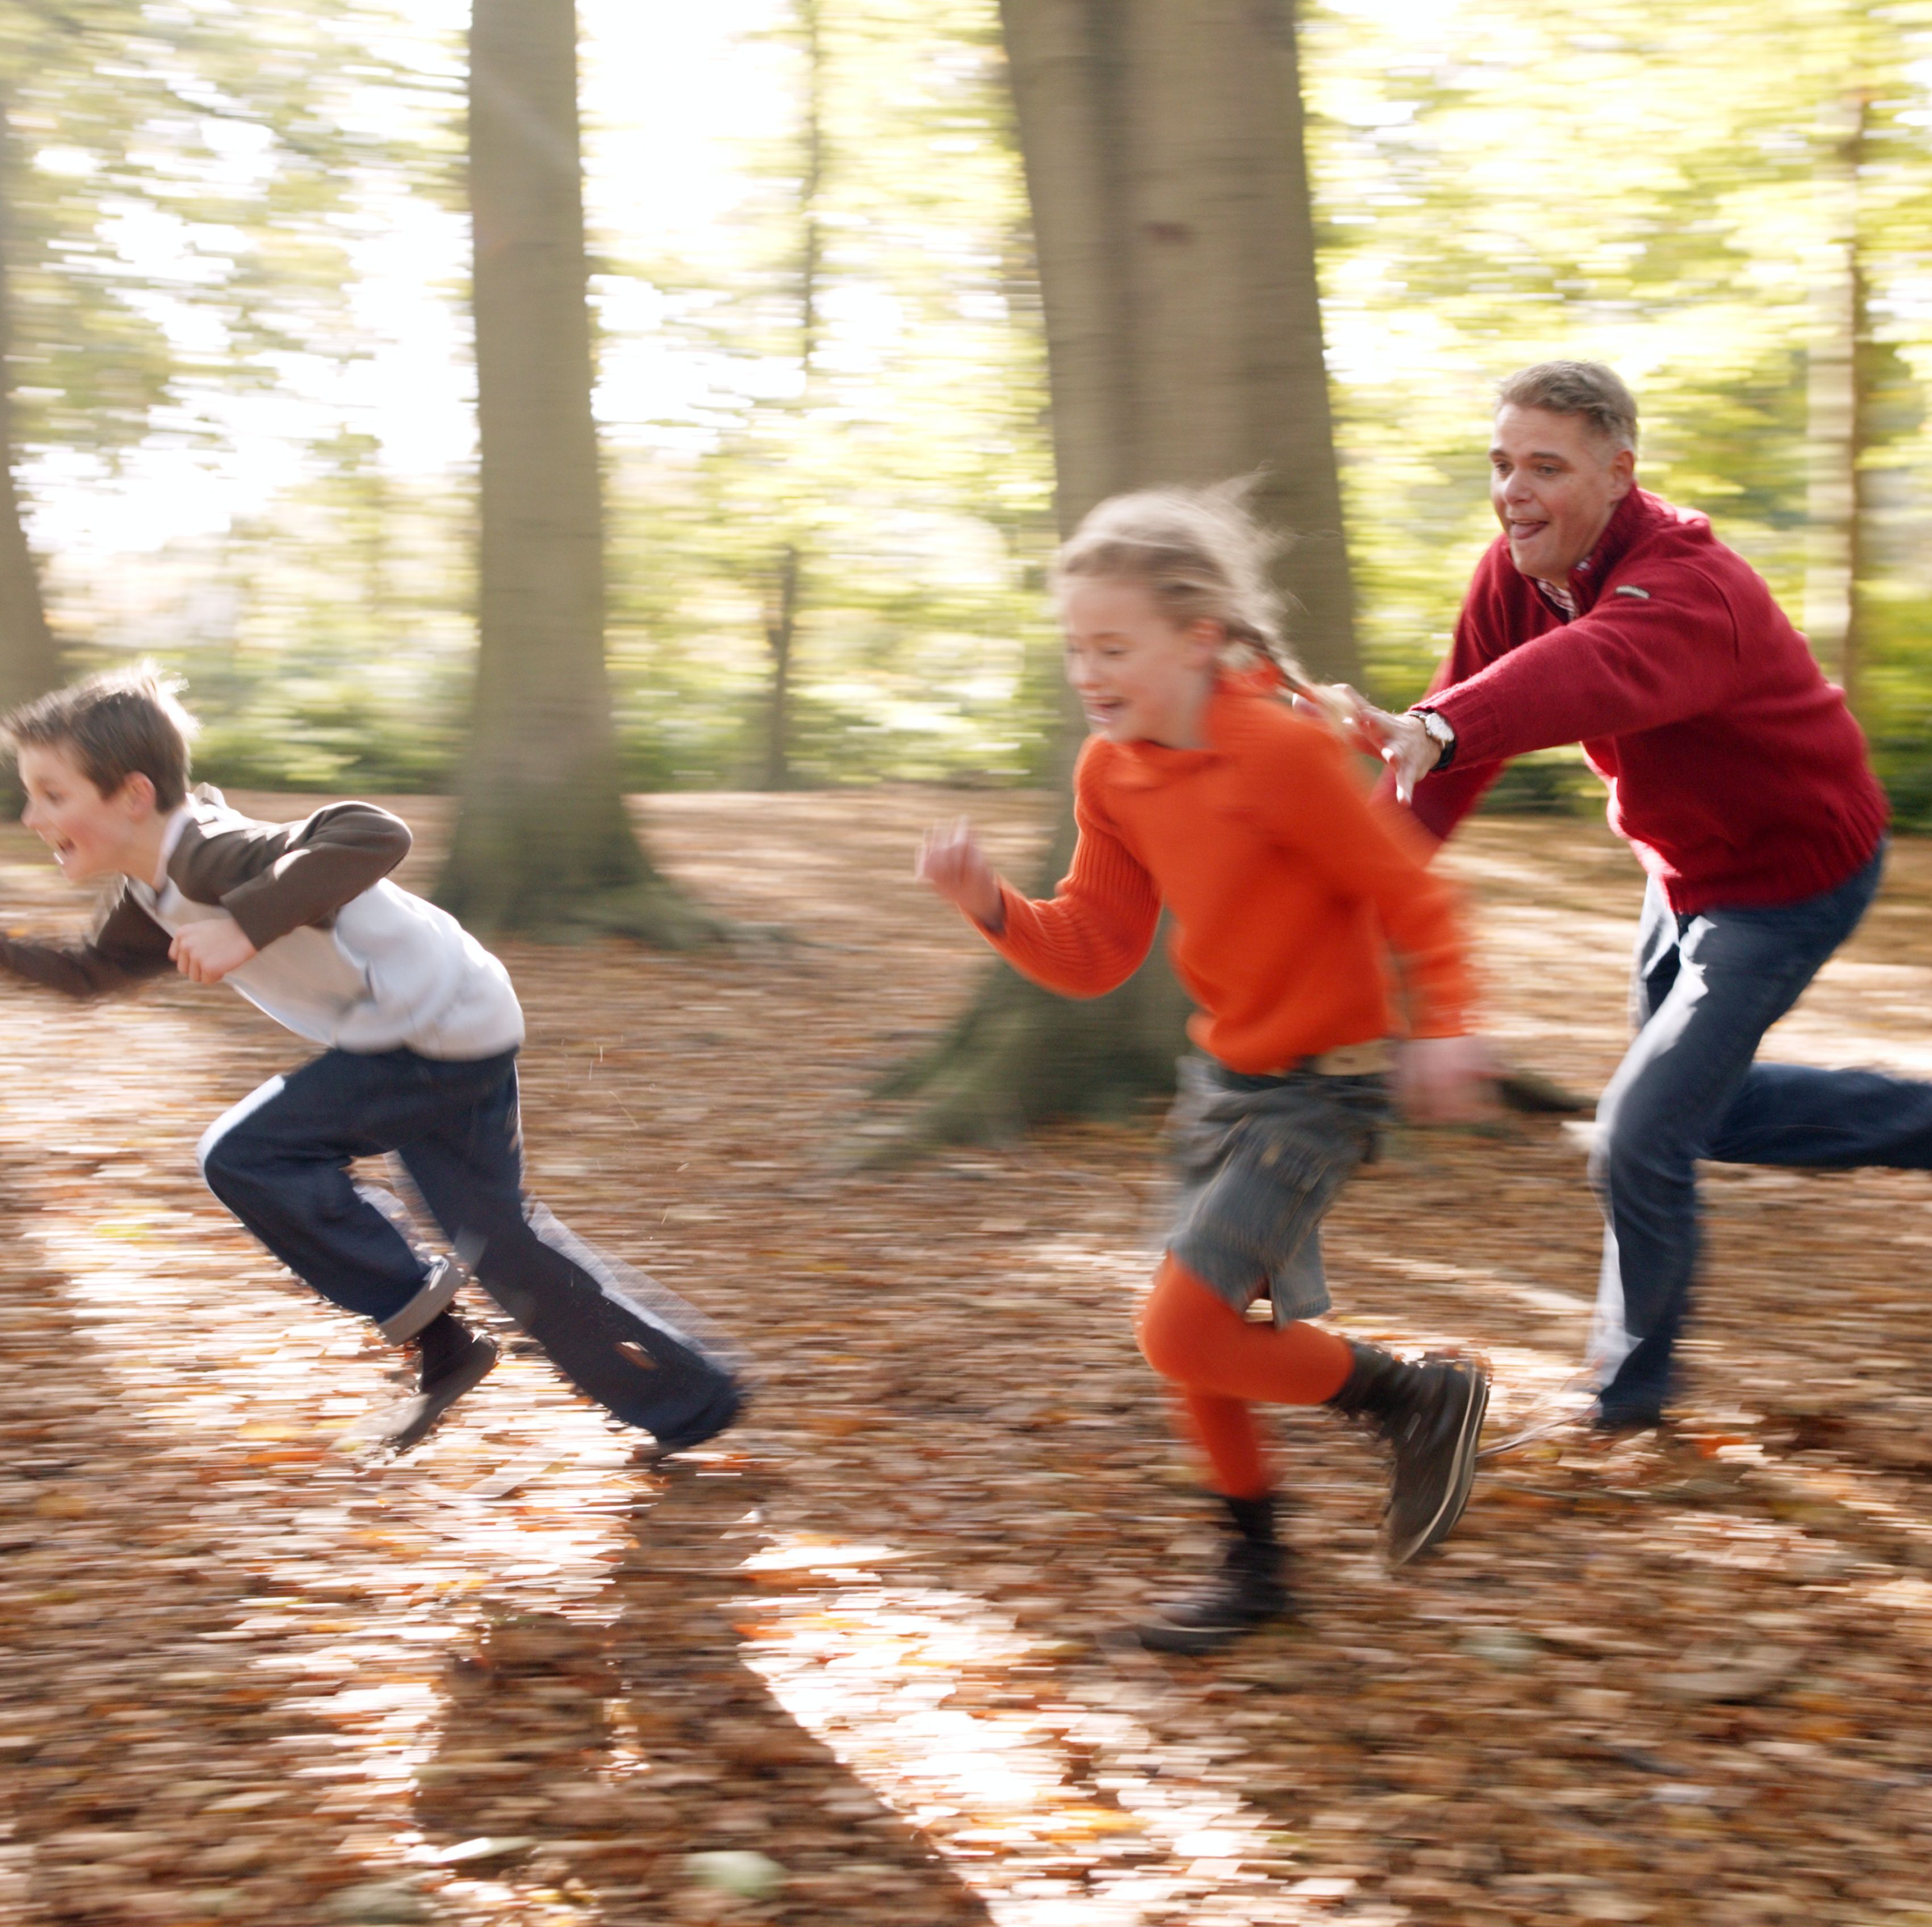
[3,668,198,810]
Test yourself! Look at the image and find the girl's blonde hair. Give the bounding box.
[1052,478,1349,724]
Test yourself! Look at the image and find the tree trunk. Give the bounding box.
[1843,211,1874,720]
[761,544,800,791]
[438,0,712,941]
[1803,87,1871,713]
[1009,0,1356,664]
[880,0,1357,1149]
[874,800,1195,1145]
[0,100,61,776]
[757,0,826,794]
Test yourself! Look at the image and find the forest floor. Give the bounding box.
[3,790,1932,1927]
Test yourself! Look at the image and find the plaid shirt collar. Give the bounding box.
[1535,574,1580,620]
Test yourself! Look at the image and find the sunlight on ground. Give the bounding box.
[37,1118,1411,1927]
[40,1195,635,1921]
[13,807,1932,1920]
[735,1550,1328,1927]
[3,993,635,1919]
[0,982,1554,1924]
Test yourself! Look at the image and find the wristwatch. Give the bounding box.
[1412,706,1457,774]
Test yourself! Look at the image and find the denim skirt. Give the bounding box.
[1164,1053,1391,1325]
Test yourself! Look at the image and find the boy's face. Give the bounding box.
[1061,577,1222,748]
[17,742,156,885]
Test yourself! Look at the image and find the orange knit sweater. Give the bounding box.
[981,677,1474,1072]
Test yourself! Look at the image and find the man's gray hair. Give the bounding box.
[1496,361,1638,454]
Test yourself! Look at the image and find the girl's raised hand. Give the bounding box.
[915,818,1004,930]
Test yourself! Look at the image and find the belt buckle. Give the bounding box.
[1308,1040,1392,1077]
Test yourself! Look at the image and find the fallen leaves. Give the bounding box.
[1,798,1932,1924]
[1647,1645,1803,1703]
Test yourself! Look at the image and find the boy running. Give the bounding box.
[918,485,1492,1653]
[1,670,742,1456]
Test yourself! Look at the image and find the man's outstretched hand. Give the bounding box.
[170,914,258,985]
[1395,1033,1499,1125]
[915,819,1004,932]
[1343,694,1442,805]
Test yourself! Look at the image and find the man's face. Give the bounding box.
[1489,403,1635,584]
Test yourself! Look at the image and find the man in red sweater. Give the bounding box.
[1366,359,1930,1432]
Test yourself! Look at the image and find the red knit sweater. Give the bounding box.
[980,677,1473,1073]
[1414,488,1887,912]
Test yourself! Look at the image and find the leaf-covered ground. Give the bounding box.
[3,791,1932,1927]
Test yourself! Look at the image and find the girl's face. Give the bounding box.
[1060,576,1222,748]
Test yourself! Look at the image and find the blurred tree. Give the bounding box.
[1301,0,1931,736]
[598,0,1060,794]
[437,0,710,941]
[0,102,58,729]
[757,0,826,793]
[1803,87,1866,707]
[881,0,1359,1145]
[0,0,365,776]
[1799,0,1929,721]
[1000,0,1357,668]
[11,0,1927,839]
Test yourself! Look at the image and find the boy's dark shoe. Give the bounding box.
[383,1320,499,1453]
[1327,1344,1489,1565]
[1590,1400,1665,1436]
[646,1380,748,1460]
[1134,1493,1294,1655]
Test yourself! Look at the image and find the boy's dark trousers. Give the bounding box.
[197,1046,742,1451]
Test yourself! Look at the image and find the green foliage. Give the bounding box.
[1305,0,1932,739]
[193,679,458,794]
[3,0,395,464]
[1853,587,1932,828]
[598,0,1059,791]
[15,0,1932,821]
[39,0,1060,795]
[1475,748,1601,819]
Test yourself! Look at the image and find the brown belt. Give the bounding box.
[1296,1039,1395,1078]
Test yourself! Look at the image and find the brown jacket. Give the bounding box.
[0,788,412,998]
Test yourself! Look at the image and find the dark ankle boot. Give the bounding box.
[383,1312,499,1452]
[1134,1493,1294,1654]
[1326,1342,1489,1565]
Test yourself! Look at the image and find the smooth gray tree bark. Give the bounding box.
[881,0,1357,1146]
[0,104,61,758]
[1002,0,1356,665]
[439,0,710,940]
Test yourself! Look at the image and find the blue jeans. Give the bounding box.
[196,1047,743,1447]
[1590,844,1932,1422]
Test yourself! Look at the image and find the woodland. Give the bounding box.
[2,0,1932,1922]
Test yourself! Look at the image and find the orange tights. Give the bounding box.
[1135,1256,1354,1500]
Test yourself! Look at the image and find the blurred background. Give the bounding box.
[3,0,1929,810]
[9,18,1932,1919]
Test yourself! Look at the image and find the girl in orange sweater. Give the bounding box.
[918,484,1494,1652]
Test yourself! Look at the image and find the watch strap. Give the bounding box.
[1412,706,1458,774]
